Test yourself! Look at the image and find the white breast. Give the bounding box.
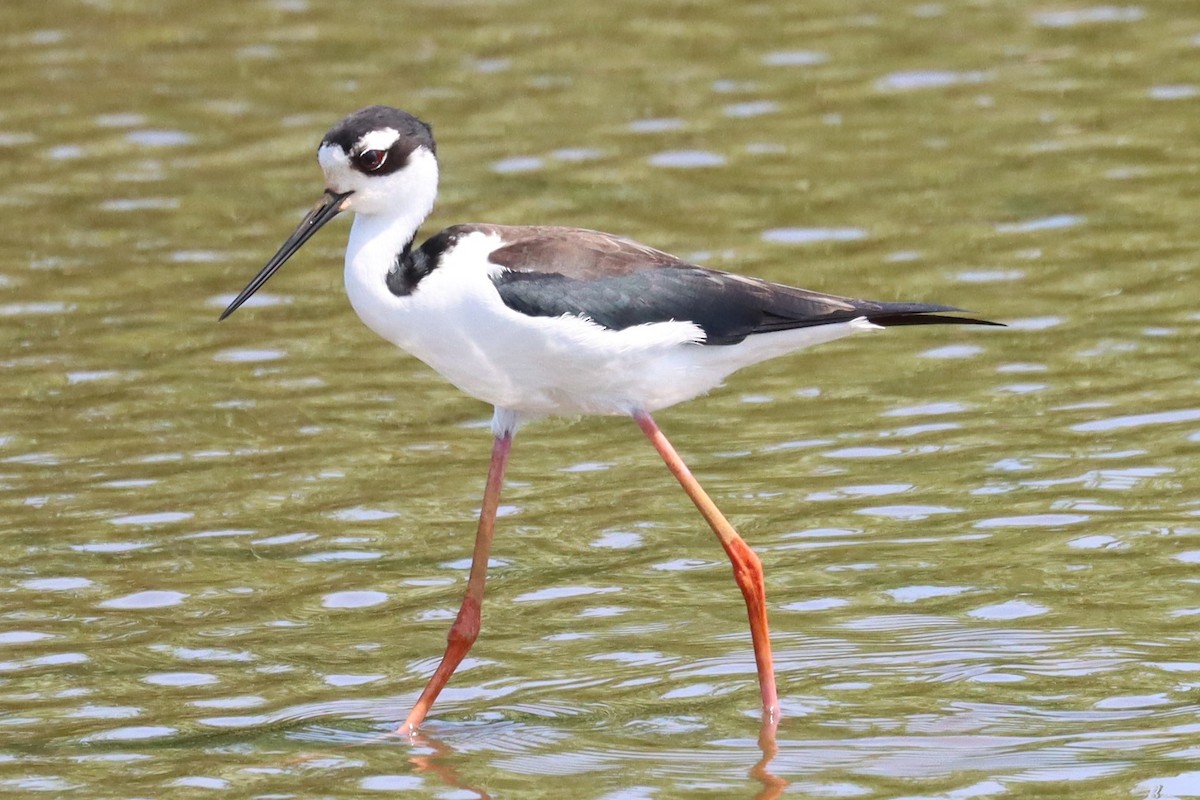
[345,228,872,419]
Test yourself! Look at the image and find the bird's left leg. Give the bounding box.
[632,409,779,731]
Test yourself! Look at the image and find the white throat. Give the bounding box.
[341,147,440,286]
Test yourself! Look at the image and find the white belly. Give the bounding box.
[345,229,871,418]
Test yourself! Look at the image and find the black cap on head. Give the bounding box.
[321,105,436,156]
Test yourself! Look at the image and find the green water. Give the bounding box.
[3,1,1199,797]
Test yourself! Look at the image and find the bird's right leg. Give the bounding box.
[397,428,513,735]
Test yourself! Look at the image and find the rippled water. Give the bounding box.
[3,1,1200,798]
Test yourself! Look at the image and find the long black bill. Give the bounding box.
[219,189,353,321]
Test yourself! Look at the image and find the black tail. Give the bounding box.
[868,312,1004,328]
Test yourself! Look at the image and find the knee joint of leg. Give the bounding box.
[447,619,480,648]
[448,599,482,646]
[730,550,764,589]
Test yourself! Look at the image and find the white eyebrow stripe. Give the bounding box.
[356,127,401,153]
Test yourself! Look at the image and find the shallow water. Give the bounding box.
[3,1,1199,798]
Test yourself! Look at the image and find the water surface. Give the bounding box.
[2,1,1199,797]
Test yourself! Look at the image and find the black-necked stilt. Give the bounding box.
[220,105,1001,736]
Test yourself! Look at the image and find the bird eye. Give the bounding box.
[357,149,387,171]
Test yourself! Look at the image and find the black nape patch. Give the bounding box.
[386,226,465,296]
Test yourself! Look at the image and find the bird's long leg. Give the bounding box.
[398,431,513,735]
[632,409,779,732]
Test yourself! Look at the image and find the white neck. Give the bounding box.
[341,155,440,348]
[342,204,429,349]
[341,147,439,285]
[345,203,427,284]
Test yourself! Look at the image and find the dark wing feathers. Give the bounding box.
[476,225,1001,345]
[487,225,686,277]
[494,267,766,345]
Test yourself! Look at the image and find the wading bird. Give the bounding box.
[220,105,1000,735]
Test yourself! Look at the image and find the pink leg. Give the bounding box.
[397,432,512,735]
[633,410,780,731]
